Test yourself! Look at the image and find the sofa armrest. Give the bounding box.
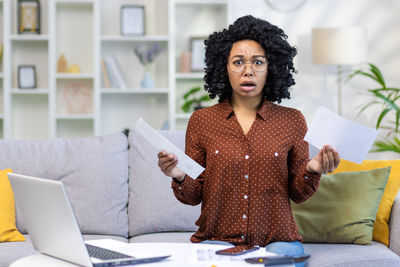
[389,191,400,255]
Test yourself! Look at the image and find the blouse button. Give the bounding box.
[304,175,309,180]
[241,235,245,239]
[242,214,247,219]
[274,152,279,157]
[244,174,249,179]
[215,150,219,154]
[178,186,183,190]
[244,195,248,199]
[245,155,249,159]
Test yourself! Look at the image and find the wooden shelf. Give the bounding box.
[56,73,94,79]
[175,0,227,5]
[56,114,94,120]
[10,35,49,41]
[11,88,49,95]
[101,88,169,94]
[101,36,169,42]
[176,72,205,79]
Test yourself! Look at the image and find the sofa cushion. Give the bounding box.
[0,169,25,242]
[129,232,194,243]
[0,133,129,237]
[390,192,400,256]
[0,235,34,267]
[292,167,390,245]
[333,159,400,246]
[128,129,200,237]
[304,242,400,267]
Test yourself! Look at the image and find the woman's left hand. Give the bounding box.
[306,145,340,174]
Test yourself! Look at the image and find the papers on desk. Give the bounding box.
[304,106,378,164]
[134,118,205,178]
[190,246,294,266]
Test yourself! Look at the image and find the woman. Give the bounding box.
[158,15,340,265]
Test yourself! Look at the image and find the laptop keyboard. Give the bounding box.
[86,244,133,260]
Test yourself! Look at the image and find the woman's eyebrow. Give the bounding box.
[231,55,266,58]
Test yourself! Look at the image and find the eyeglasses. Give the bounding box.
[228,56,268,73]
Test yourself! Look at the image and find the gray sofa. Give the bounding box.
[0,130,399,267]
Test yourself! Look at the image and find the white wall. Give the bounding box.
[230,0,400,159]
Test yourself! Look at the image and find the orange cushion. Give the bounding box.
[0,169,25,242]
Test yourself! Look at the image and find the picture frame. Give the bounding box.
[120,5,145,36]
[190,37,207,72]
[18,65,37,89]
[18,0,40,34]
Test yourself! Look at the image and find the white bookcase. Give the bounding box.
[171,0,230,130]
[0,0,230,139]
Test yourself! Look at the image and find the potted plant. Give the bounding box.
[181,86,212,113]
[347,63,400,153]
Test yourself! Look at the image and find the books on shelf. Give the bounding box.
[101,60,111,88]
[103,55,127,89]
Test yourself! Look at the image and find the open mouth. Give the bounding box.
[240,81,256,91]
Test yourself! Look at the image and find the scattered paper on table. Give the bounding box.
[304,106,378,164]
[134,118,205,178]
[190,246,294,266]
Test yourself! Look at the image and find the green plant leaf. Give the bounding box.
[369,63,386,88]
[396,111,400,133]
[183,87,201,100]
[369,88,400,93]
[371,91,400,112]
[181,99,196,113]
[395,136,400,147]
[347,70,380,85]
[0,43,3,63]
[371,137,400,153]
[376,108,391,129]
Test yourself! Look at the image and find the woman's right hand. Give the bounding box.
[157,150,186,182]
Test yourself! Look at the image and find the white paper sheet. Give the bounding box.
[134,118,205,178]
[304,106,378,164]
[190,246,294,266]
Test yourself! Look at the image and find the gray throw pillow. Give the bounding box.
[0,133,129,237]
[128,129,200,237]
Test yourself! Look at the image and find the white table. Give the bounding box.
[10,241,294,267]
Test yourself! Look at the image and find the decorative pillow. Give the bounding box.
[0,169,25,242]
[291,167,390,245]
[332,159,400,246]
[128,129,201,237]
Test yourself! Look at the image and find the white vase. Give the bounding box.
[140,71,155,89]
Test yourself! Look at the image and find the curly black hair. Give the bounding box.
[203,15,297,103]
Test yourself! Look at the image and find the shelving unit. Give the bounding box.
[0,0,230,139]
[170,0,230,130]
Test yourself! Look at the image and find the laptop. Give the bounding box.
[8,173,170,267]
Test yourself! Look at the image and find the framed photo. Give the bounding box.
[120,5,145,36]
[18,65,37,89]
[190,37,207,72]
[18,0,40,34]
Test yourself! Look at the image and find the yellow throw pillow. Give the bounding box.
[0,169,25,242]
[333,159,400,246]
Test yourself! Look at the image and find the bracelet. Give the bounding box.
[173,174,186,184]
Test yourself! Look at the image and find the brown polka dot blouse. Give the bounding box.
[172,99,321,247]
